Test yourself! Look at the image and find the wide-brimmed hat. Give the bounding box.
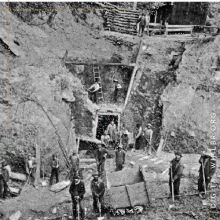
[124,130,129,135]
[92,173,99,177]
[147,124,152,127]
[202,151,214,157]
[73,175,80,180]
[175,151,182,157]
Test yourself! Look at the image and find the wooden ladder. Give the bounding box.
[93,64,104,102]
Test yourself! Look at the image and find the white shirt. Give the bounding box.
[89,83,100,92]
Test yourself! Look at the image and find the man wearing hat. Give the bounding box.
[121,130,129,151]
[113,79,122,102]
[90,173,105,214]
[69,175,86,220]
[115,143,126,171]
[95,144,108,176]
[198,151,216,199]
[169,151,184,199]
[143,123,153,155]
[69,152,80,181]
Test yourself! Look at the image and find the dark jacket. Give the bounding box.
[69,180,85,199]
[169,158,184,180]
[95,148,108,163]
[115,149,126,165]
[2,168,9,182]
[199,155,216,178]
[90,179,105,196]
[51,158,60,169]
[137,15,146,27]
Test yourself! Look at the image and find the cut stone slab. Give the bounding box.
[10,172,27,182]
[106,167,143,188]
[9,186,20,195]
[9,211,22,220]
[50,180,70,193]
[109,182,150,209]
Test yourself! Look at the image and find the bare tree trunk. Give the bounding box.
[34,142,41,186]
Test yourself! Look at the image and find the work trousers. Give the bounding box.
[139,25,145,37]
[92,194,104,213]
[169,176,181,196]
[114,89,118,102]
[198,173,211,192]
[72,197,85,220]
[97,161,105,177]
[116,164,123,172]
[0,179,7,199]
[90,91,98,104]
[50,168,59,185]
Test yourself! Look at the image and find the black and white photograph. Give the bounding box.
[0,1,220,220]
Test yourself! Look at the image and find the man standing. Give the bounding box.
[143,124,153,155]
[134,124,144,150]
[101,130,110,149]
[169,151,184,199]
[0,162,9,199]
[49,153,60,185]
[69,175,86,220]
[26,154,37,185]
[107,120,117,148]
[137,13,146,37]
[198,151,216,199]
[121,130,129,151]
[95,144,108,177]
[90,173,105,214]
[113,79,122,102]
[87,79,100,104]
[69,152,80,181]
[115,144,126,171]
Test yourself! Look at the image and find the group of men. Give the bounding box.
[169,150,217,200]
[87,78,122,104]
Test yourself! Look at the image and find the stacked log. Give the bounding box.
[105,9,140,35]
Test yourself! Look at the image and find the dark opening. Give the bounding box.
[96,115,118,140]
[78,140,97,158]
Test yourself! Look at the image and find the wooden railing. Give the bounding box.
[165,25,194,35]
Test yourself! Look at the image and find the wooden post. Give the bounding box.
[133,2,137,10]
[34,142,41,186]
[154,10,157,23]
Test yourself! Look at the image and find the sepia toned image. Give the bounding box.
[0,1,220,220]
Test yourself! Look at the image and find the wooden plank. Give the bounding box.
[106,167,142,187]
[65,61,134,66]
[166,25,194,28]
[167,28,193,32]
[124,39,143,109]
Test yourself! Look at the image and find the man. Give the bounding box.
[49,153,60,185]
[90,173,105,214]
[69,152,80,181]
[134,124,144,150]
[169,151,184,199]
[101,130,110,149]
[143,124,153,155]
[26,154,37,185]
[115,144,126,171]
[107,120,117,148]
[69,175,86,220]
[137,13,146,37]
[113,79,122,102]
[121,130,129,151]
[87,79,100,104]
[198,151,216,199]
[0,162,9,199]
[145,11,150,36]
[95,144,108,176]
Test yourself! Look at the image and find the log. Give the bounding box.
[10,172,27,182]
[106,167,142,188]
[8,186,20,195]
[65,62,134,66]
[80,158,96,163]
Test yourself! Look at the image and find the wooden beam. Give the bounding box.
[34,142,41,186]
[65,61,135,67]
[123,39,143,109]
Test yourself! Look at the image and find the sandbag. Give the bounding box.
[50,180,71,193]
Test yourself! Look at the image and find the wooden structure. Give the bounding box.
[93,64,104,102]
[165,25,194,35]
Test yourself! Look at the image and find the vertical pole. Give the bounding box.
[154,10,157,23]
[35,142,41,186]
